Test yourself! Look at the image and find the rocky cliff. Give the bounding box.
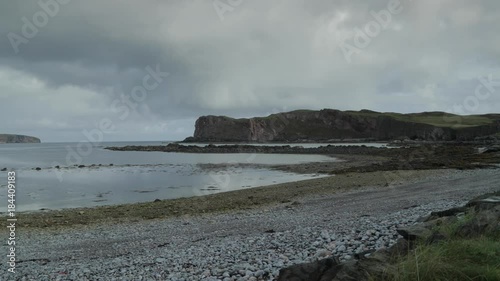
[185,109,500,142]
[0,134,41,143]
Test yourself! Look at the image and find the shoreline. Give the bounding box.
[5,141,500,230]
[0,153,383,214]
[1,169,449,231]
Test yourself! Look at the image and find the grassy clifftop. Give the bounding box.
[345,110,496,128]
[238,109,499,129]
[189,109,500,142]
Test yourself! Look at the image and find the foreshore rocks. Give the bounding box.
[105,143,500,174]
[106,143,388,155]
[106,142,500,157]
[276,192,500,281]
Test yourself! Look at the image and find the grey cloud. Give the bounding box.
[0,0,499,141]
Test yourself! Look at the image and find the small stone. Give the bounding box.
[314,249,331,258]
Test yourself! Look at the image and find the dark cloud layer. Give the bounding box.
[0,0,499,142]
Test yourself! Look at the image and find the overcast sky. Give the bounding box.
[1,0,499,142]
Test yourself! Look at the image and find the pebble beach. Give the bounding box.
[2,168,499,281]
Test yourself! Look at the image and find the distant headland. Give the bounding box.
[0,134,41,144]
[183,109,500,143]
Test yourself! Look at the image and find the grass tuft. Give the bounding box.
[389,237,500,281]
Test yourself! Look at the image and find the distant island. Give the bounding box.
[183,109,500,143]
[0,134,41,143]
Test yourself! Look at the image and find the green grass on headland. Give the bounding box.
[346,110,495,128]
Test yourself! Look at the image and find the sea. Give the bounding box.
[0,142,387,212]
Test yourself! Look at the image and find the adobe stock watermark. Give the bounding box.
[382,143,435,188]
[383,72,499,187]
[195,105,290,198]
[213,0,244,21]
[444,73,500,126]
[200,154,258,197]
[338,0,408,63]
[51,65,169,182]
[7,0,72,54]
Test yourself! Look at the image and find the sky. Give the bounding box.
[0,0,499,142]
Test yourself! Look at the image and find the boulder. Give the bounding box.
[467,194,500,211]
[397,225,432,241]
[332,251,392,281]
[456,205,500,238]
[398,216,457,243]
[386,238,412,257]
[277,258,342,281]
[425,206,467,221]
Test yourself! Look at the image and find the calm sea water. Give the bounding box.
[0,142,343,211]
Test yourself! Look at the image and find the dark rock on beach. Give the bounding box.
[277,258,342,281]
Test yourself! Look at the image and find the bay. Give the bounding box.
[0,142,338,211]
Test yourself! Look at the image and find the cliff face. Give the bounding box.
[0,134,41,143]
[188,109,500,142]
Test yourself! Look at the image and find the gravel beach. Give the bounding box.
[2,168,499,281]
